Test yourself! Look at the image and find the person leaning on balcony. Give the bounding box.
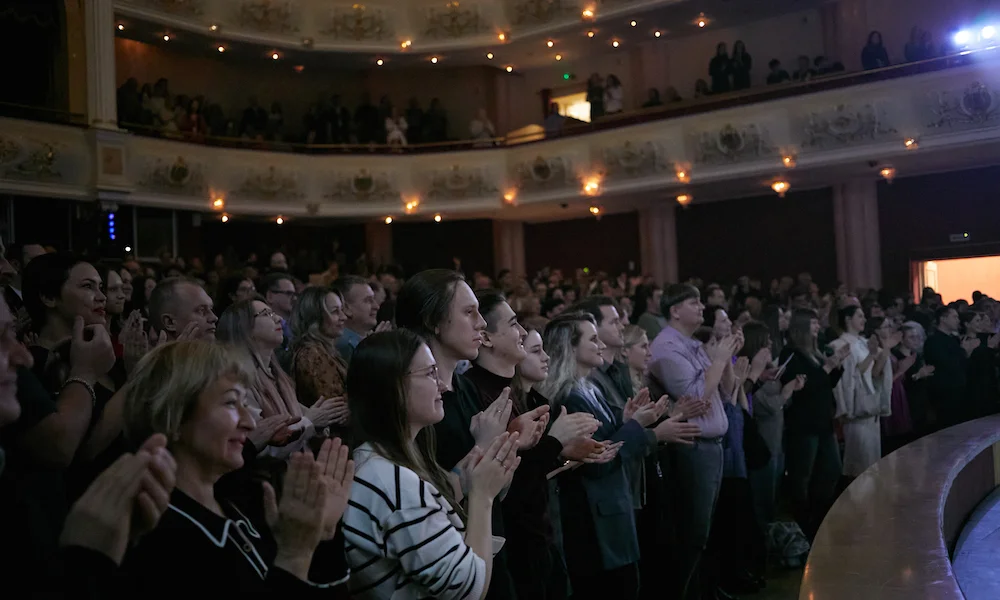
[709,42,732,94]
[862,30,890,70]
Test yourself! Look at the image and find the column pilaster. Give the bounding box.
[639,203,679,285]
[492,220,526,278]
[833,180,883,292]
[84,0,118,129]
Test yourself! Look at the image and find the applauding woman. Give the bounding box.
[119,340,353,595]
[343,329,519,599]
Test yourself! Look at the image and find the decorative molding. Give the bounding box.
[927,82,1000,129]
[601,140,670,178]
[0,137,61,181]
[324,168,398,202]
[319,4,393,41]
[511,155,573,191]
[695,123,774,164]
[0,134,22,166]
[802,103,897,148]
[234,165,304,200]
[509,0,577,26]
[425,164,498,199]
[136,155,207,195]
[235,0,299,34]
[132,0,206,16]
[423,2,490,39]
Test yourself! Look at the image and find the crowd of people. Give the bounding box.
[0,239,997,600]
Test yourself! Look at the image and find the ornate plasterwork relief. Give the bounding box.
[135,155,207,195]
[694,123,775,165]
[927,82,1000,129]
[801,102,896,148]
[0,134,62,180]
[508,0,577,26]
[319,4,394,41]
[423,2,491,39]
[600,140,670,178]
[131,0,206,17]
[510,155,574,192]
[323,168,399,202]
[234,165,305,200]
[424,164,498,199]
[235,0,300,34]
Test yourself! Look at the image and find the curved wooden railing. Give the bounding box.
[800,415,1000,600]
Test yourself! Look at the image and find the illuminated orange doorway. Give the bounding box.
[913,255,1000,304]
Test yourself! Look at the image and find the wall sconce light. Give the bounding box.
[430,56,439,64]
[400,40,412,49]
[376,58,384,66]
[212,198,224,209]
[612,40,620,48]
[676,168,690,183]
[404,200,420,214]
[506,65,514,72]
[434,214,443,222]
[163,34,171,41]
[117,23,125,31]
[221,214,229,223]
[271,52,280,60]
[486,52,494,59]
[880,166,897,182]
[676,194,692,206]
[209,24,219,32]
[384,216,393,224]
[587,30,595,38]
[275,216,284,225]
[782,155,796,168]
[582,8,595,20]
[654,31,662,38]
[217,45,226,53]
[503,190,517,204]
[498,32,507,41]
[904,137,918,149]
[583,178,601,196]
[589,205,601,215]
[771,181,790,197]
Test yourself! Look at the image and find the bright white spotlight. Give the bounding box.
[954,29,973,46]
[983,25,997,39]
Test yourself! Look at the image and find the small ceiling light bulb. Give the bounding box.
[400,40,411,49]
[498,32,506,41]
[503,190,516,203]
[221,214,229,222]
[547,40,554,48]
[486,52,494,59]
[117,24,125,31]
[213,198,224,208]
[676,169,689,182]
[782,155,796,168]
[587,30,595,38]
[630,20,637,27]
[772,181,790,197]
[582,8,595,19]
[612,40,620,48]
[589,205,601,215]
[583,179,601,195]
[434,214,442,222]
[125,246,132,252]
[880,166,897,182]
[698,19,706,28]
[218,45,225,53]
[163,34,171,41]
[272,52,280,60]
[376,58,384,66]
[904,137,918,149]
[384,216,393,224]
[506,65,513,72]
[275,216,284,225]
[209,24,218,31]
[555,54,562,61]
[431,56,438,63]
[654,31,661,37]
[676,194,692,206]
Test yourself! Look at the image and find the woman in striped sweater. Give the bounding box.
[343,329,521,600]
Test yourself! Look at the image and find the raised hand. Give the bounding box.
[314,438,355,540]
[631,395,670,427]
[653,415,701,445]
[989,332,1000,349]
[248,414,302,449]
[470,388,513,448]
[271,451,329,580]
[373,321,393,334]
[582,440,622,464]
[671,395,710,420]
[867,335,881,356]
[507,403,551,450]
[306,396,349,428]
[121,310,150,375]
[560,437,606,461]
[176,321,202,341]
[733,356,751,387]
[709,335,740,364]
[962,336,982,356]
[547,407,600,445]
[916,364,936,379]
[453,445,485,498]
[69,316,115,383]
[750,346,772,379]
[470,432,521,500]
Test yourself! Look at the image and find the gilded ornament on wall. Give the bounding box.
[136,156,206,195]
[695,123,774,164]
[424,2,490,39]
[426,164,498,199]
[235,166,304,201]
[237,0,299,34]
[320,5,392,41]
[927,82,1000,128]
[802,103,896,147]
[2,139,60,180]
[324,168,398,202]
[510,0,577,26]
[134,0,205,17]
[0,135,22,166]
[601,140,669,178]
[512,156,572,190]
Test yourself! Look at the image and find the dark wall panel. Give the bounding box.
[524,211,641,278]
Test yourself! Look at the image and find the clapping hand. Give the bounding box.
[750,346,772,380]
[69,316,116,383]
[314,438,355,540]
[622,388,651,423]
[825,344,850,369]
[373,321,393,334]
[962,336,982,356]
[547,407,599,446]
[733,356,751,388]
[560,437,606,461]
[59,434,176,565]
[469,432,521,500]
[249,414,304,449]
[507,403,551,450]
[306,396,350,428]
[709,335,741,364]
[653,415,701,445]
[670,395,710,420]
[121,310,150,374]
[582,440,623,464]
[631,395,670,428]
[470,388,513,447]
[781,374,806,400]
[916,364,936,379]
[989,332,1000,349]
[267,451,329,581]
[867,335,881,356]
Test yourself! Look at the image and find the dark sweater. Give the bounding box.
[779,347,842,435]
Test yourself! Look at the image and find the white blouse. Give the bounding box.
[344,444,486,600]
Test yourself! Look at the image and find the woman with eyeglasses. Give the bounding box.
[217,298,347,458]
[343,329,520,599]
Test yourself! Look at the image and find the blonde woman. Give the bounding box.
[621,325,651,393]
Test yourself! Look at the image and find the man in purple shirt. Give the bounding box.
[648,283,739,600]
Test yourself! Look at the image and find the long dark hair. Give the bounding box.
[346,329,464,519]
[739,321,771,360]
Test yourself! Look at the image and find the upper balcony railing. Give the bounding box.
[4,46,1000,219]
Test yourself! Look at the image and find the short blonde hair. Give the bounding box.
[623,324,647,348]
[122,340,254,448]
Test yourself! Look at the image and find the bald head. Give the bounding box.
[149,278,218,340]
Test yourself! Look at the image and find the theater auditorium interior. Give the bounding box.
[2,0,1000,599]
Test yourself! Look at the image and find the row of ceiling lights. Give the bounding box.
[117,10,712,70]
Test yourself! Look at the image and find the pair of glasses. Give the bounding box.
[254,307,277,319]
[407,364,439,380]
